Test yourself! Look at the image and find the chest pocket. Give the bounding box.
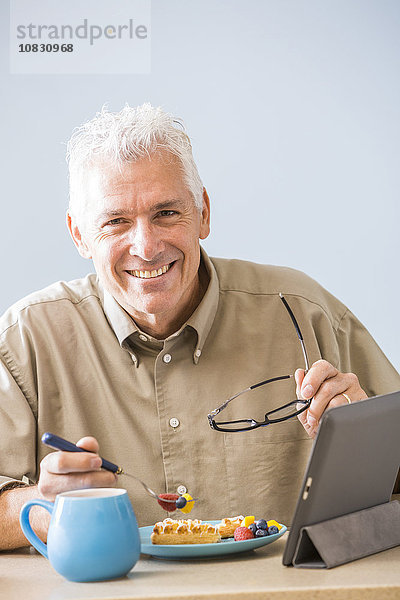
[222,418,312,526]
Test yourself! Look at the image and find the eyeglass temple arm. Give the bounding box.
[208,374,293,419]
[208,386,252,418]
[209,295,309,421]
[279,293,310,372]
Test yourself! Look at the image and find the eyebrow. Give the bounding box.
[95,199,187,225]
[151,199,187,212]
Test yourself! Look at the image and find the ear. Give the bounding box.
[66,211,92,259]
[199,188,211,240]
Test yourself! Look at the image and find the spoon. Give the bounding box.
[41,432,180,506]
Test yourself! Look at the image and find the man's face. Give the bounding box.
[67,153,210,334]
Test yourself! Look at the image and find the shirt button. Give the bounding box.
[169,417,180,428]
[131,355,137,363]
[194,349,202,358]
[139,334,148,342]
[177,485,187,495]
[163,353,172,364]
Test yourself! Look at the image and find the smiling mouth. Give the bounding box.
[126,263,173,279]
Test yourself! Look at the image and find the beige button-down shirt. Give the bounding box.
[1,250,399,526]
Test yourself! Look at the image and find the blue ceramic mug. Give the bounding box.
[20,488,141,582]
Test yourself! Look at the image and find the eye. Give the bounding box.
[106,218,125,226]
[158,210,178,217]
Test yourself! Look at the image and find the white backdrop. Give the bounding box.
[1,0,399,370]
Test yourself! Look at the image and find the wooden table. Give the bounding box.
[1,534,400,600]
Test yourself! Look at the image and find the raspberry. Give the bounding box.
[157,493,179,512]
[234,527,255,541]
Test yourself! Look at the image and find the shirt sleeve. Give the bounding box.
[334,309,400,495]
[334,309,400,397]
[0,352,38,485]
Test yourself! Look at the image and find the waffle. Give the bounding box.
[218,515,245,538]
[151,518,221,545]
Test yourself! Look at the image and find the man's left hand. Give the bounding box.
[295,359,368,438]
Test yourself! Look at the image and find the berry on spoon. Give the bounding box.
[157,493,179,512]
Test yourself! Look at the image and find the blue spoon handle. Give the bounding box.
[41,432,120,474]
[41,432,185,505]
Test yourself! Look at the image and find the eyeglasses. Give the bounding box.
[207,293,311,432]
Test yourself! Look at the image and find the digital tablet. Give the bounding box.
[282,390,400,566]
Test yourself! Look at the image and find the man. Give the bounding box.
[1,104,399,551]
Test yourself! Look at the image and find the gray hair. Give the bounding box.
[66,103,204,216]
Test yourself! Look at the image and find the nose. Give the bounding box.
[128,219,165,261]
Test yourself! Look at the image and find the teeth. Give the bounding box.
[129,264,171,279]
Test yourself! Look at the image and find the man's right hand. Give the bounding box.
[0,437,117,551]
[38,436,117,500]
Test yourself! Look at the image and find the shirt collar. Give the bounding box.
[101,247,219,366]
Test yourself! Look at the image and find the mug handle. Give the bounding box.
[19,499,54,559]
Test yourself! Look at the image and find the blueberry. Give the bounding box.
[248,523,257,534]
[255,529,268,537]
[256,519,268,530]
[268,525,279,535]
[175,496,187,509]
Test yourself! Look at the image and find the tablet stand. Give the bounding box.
[292,500,400,569]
